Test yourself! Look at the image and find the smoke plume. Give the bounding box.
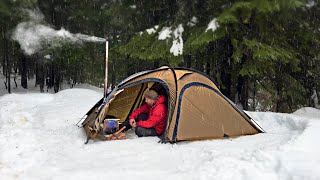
[11,9,105,55]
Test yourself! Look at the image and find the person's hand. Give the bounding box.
[129,119,135,126]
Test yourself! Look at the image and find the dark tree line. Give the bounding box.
[0,0,320,112]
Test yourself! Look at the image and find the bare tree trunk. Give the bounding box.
[220,37,234,101]
[47,61,54,90]
[53,61,61,93]
[14,77,17,88]
[183,54,192,68]
[6,55,11,93]
[13,56,18,88]
[237,75,249,110]
[4,26,11,93]
[220,65,231,97]
[39,67,45,93]
[1,25,5,76]
[2,57,5,76]
[20,53,28,89]
[229,73,237,103]
[4,81,7,89]
[153,59,160,69]
[311,89,320,109]
[111,58,116,89]
[205,62,210,76]
[275,63,286,112]
[195,55,202,71]
[252,80,257,111]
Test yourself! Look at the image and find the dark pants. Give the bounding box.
[120,113,158,137]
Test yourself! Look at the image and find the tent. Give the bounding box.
[81,66,264,143]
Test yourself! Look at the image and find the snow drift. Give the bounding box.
[0,88,319,180]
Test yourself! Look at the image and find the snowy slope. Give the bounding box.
[0,88,319,180]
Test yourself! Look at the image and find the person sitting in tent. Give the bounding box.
[121,90,167,137]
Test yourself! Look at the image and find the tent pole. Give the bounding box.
[104,39,109,97]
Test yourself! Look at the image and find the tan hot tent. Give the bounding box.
[81,66,264,143]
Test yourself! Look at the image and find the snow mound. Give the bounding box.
[293,107,320,117]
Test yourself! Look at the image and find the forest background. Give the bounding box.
[0,0,319,112]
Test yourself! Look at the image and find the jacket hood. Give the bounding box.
[155,95,166,105]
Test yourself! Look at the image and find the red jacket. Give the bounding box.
[129,95,167,135]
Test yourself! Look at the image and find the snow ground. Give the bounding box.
[0,87,319,180]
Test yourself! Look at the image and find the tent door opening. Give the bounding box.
[105,81,169,126]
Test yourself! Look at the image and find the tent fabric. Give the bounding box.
[106,84,143,123]
[82,66,264,142]
[171,84,258,140]
[118,67,178,134]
